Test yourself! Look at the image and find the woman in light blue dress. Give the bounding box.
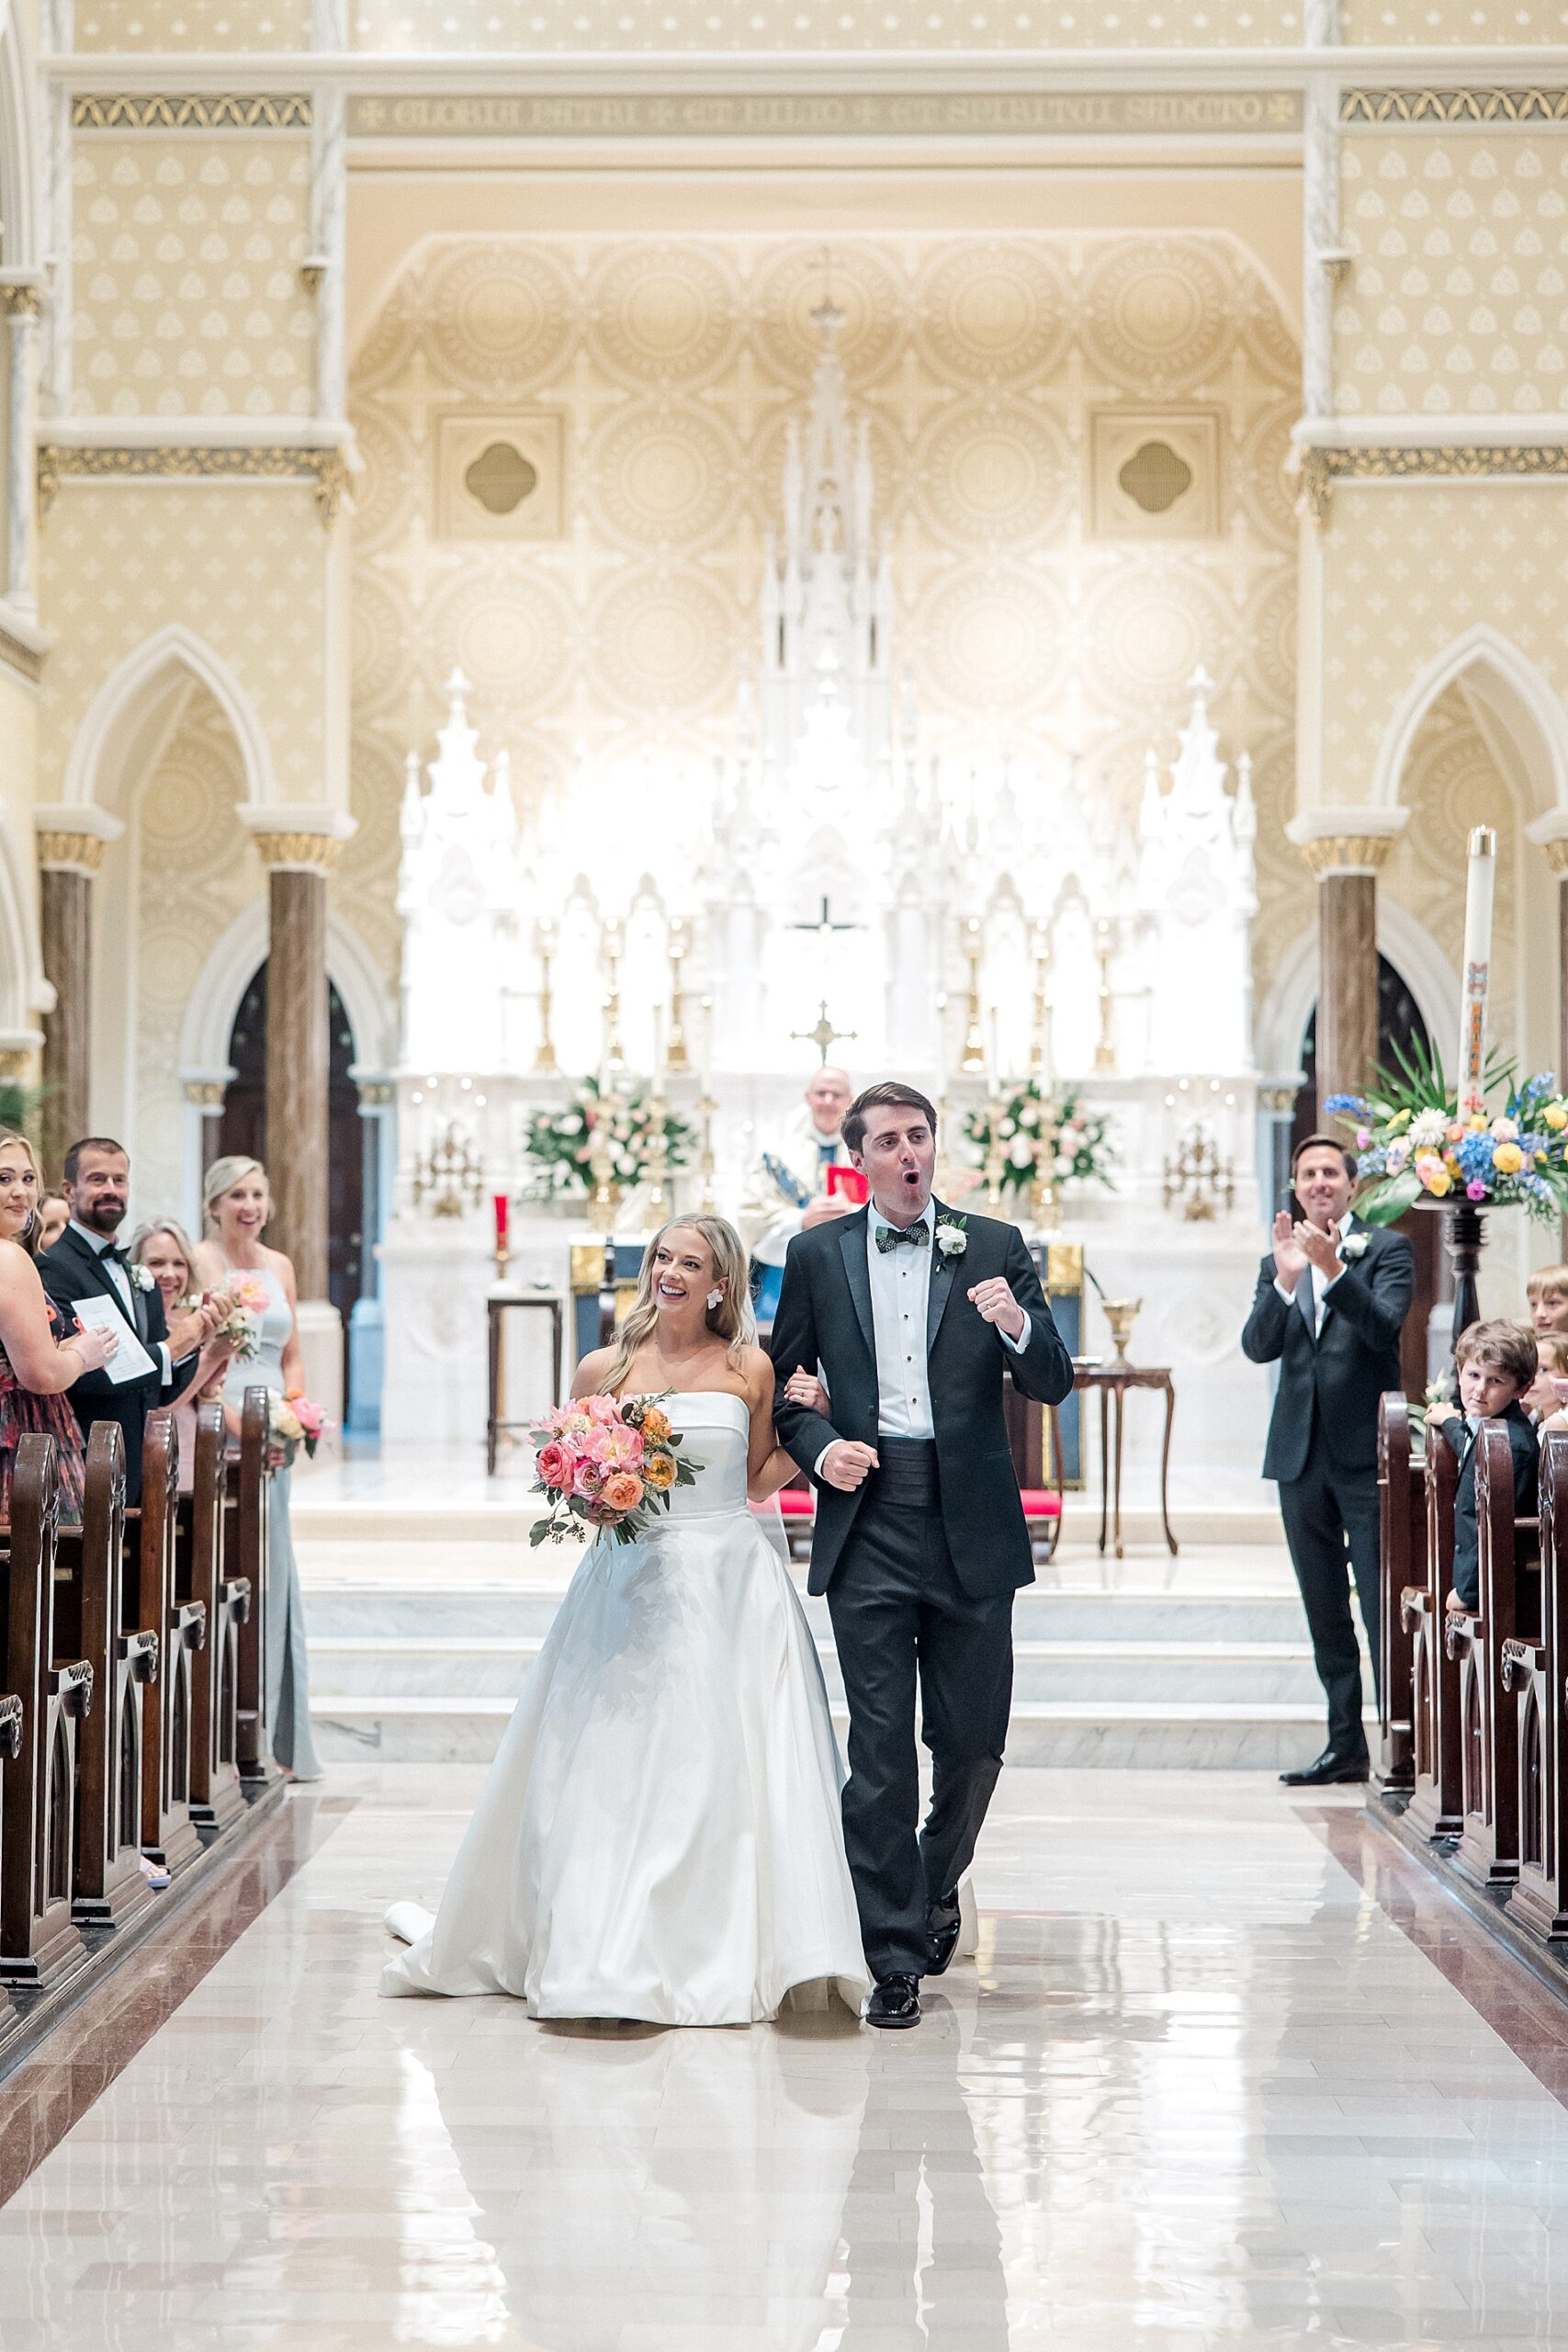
[196,1154,324,1782]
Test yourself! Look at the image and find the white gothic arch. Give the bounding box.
[1371,625,1568,822]
[1254,904,1459,1086]
[62,624,281,812]
[177,900,395,1078]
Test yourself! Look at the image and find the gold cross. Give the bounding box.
[791,1000,858,1065]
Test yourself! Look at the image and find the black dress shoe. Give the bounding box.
[925,1891,962,1977]
[1279,1747,1371,1787]
[866,1973,922,2030]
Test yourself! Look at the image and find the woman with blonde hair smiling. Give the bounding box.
[129,1217,235,1495]
[0,1130,117,1522]
[194,1154,323,1781]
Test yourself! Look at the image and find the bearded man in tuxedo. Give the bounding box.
[41,1136,224,1504]
[1241,1132,1414,1788]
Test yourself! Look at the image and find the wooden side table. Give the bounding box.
[487,1293,564,1476]
[1071,1363,1178,1560]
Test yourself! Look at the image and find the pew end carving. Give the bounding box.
[1375,1392,1421,1804]
[1451,1421,1540,1894]
[60,1421,159,1933]
[135,1412,204,1880]
[186,1401,247,1838]
[1404,1419,1463,1843]
[1506,1425,1568,1942]
[232,1385,276,1793]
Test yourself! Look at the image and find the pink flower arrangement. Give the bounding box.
[526,1389,700,1548]
[268,1388,329,1464]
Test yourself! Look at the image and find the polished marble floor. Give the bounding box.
[6,1768,1568,2348]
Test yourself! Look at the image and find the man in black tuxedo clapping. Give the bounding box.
[1242,1133,1414,1787]
[40,1136,224,1504]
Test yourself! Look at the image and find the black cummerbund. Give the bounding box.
[872,1433,940,1509]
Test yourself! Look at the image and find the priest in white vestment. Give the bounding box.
[739,1069,857,1320]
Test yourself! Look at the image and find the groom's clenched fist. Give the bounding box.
[967,1276,1028,1340]
[820,1441,879,1492]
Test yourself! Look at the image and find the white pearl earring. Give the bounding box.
[707,1289,723,1311]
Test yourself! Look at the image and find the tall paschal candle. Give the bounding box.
[493,1191,510,1250]
[1457,826,1495,1124]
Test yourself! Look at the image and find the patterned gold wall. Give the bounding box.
[70,135,314,419]
[1335,134,1568,416]
[39,481,328,797]
[1386,685,1517,1038]
[351,232,1304,1005]
[74,2,310,48]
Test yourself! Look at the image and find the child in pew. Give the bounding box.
[1526,1330,1568,1428]
[1426,1319,1540,1614]
[1527,1263,1568,1340]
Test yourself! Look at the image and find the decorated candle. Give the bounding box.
[492,1191,510,1250]
[1457,826,1496,1123]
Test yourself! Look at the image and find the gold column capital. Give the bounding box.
[1297,833,1394,879]
[0,282,41,321]
[250,831,345,875]
[1540,838,1568,878]
[38,831,107,876]
[183,1080,229,1108]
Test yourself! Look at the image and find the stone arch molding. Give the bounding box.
[1371,626,1568,826]
[178,901,397,1079]
[1254,906,1460,1086]
[62,625,280,813]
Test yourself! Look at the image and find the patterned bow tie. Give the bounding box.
[876,1222,930,1253]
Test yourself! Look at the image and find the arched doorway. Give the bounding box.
[218,965,366,1402]
[1293,953,1442,1396]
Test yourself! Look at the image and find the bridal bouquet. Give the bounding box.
[527,1390,700,1547]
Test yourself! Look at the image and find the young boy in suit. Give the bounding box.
[1427,1319,1540,1614]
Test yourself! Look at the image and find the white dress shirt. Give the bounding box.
[68,1218,173,1383]
[1274,1215,1350,1339]
[813,1198,1031,1473]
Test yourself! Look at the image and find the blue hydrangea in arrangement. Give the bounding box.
[1324,1037,1568,1226]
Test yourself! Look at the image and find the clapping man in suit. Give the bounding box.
[772,1081,1075,2030]
[1241,1133,1415,1787]
[41,1136,224,1504]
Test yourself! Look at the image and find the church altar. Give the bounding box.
[377,302,1275,1492]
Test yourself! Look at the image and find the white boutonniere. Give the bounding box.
[1339,1232,1371,1261]
[934,1216,968,1261]
[130,1262,156,1293]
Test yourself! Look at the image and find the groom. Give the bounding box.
[772,1081,1074,2029]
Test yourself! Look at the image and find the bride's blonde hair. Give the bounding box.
[594,1216,755,1396]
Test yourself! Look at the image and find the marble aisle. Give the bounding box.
[6,1770,1568,2348]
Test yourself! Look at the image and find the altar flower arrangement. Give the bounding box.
[523,1077,694,1203]
[1325,1038,1568,1226]
[269,1388,329,1464]
[961,1079,1115,1198]
[526,1388,700,1547]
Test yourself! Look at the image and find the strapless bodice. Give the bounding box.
[646,1391,750,1522]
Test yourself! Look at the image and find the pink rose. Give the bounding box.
[601,1471,644,1514]
[585,1394,621,1427]
[572,1457,604,1498]
[536,1441,570,1489]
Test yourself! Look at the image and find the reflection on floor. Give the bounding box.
[6,1767,1568,2346]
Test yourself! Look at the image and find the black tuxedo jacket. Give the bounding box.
[770,1200,1075,1599]
[39,1225,191,1504]
[1448,1400,1539,1612]
[1239,1218,1415,1483]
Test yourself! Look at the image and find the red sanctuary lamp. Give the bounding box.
[492,1190,511,1283]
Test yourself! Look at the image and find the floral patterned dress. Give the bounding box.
[0,1295,87,1529]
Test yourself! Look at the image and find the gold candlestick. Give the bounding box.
[960,919,986,1075]
[1094,918,1116,1075]
[1029,919,1053,1079]
[535,920,558,1074]
[665,918,691,1071]
[983,1092,1008,1207]
[602,919,626,1073]
[641,1091,671,1233]
[695,1092,718,1215]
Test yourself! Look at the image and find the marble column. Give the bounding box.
[1297,836,1393,1113]
[0,280,41,618]
[36,831,104,1174]
[251,839,340,1295]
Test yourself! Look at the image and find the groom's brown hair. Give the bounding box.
[843,1081,939,1157]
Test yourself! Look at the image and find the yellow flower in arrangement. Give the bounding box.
[1469,1113,1488,1132]
[1425,1167,1454,1197]
[1494,1142,1526,1174]
[1546,1103,1568,1133]
[643,1451,677,1491]
[1387,1108,1412,1134]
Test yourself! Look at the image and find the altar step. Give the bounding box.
[302,1577,1363,1771]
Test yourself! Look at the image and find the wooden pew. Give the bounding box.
[231,1387,276,1791]
[185,1400,248,1838]
[1505,1425,1568,1942]
[0,1437,93,1990]
[55,1422,160,1931]
[1403,1418,1463,1843]
[1449,1419,1540,1893]
[133,1410,204,1879]
[1375,1391,1422,1802]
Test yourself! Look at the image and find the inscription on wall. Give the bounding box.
[347,90,1303,140]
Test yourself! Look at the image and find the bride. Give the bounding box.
[382,1215,868,2026]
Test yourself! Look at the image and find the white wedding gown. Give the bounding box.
[381,1394,869,2024]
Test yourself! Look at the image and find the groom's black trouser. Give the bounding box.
[826,1437,1013,1982]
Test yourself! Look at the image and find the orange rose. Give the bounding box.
[601,1471,644,1514]
[644,1451,676,1491]
[641,1408,672,1444]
